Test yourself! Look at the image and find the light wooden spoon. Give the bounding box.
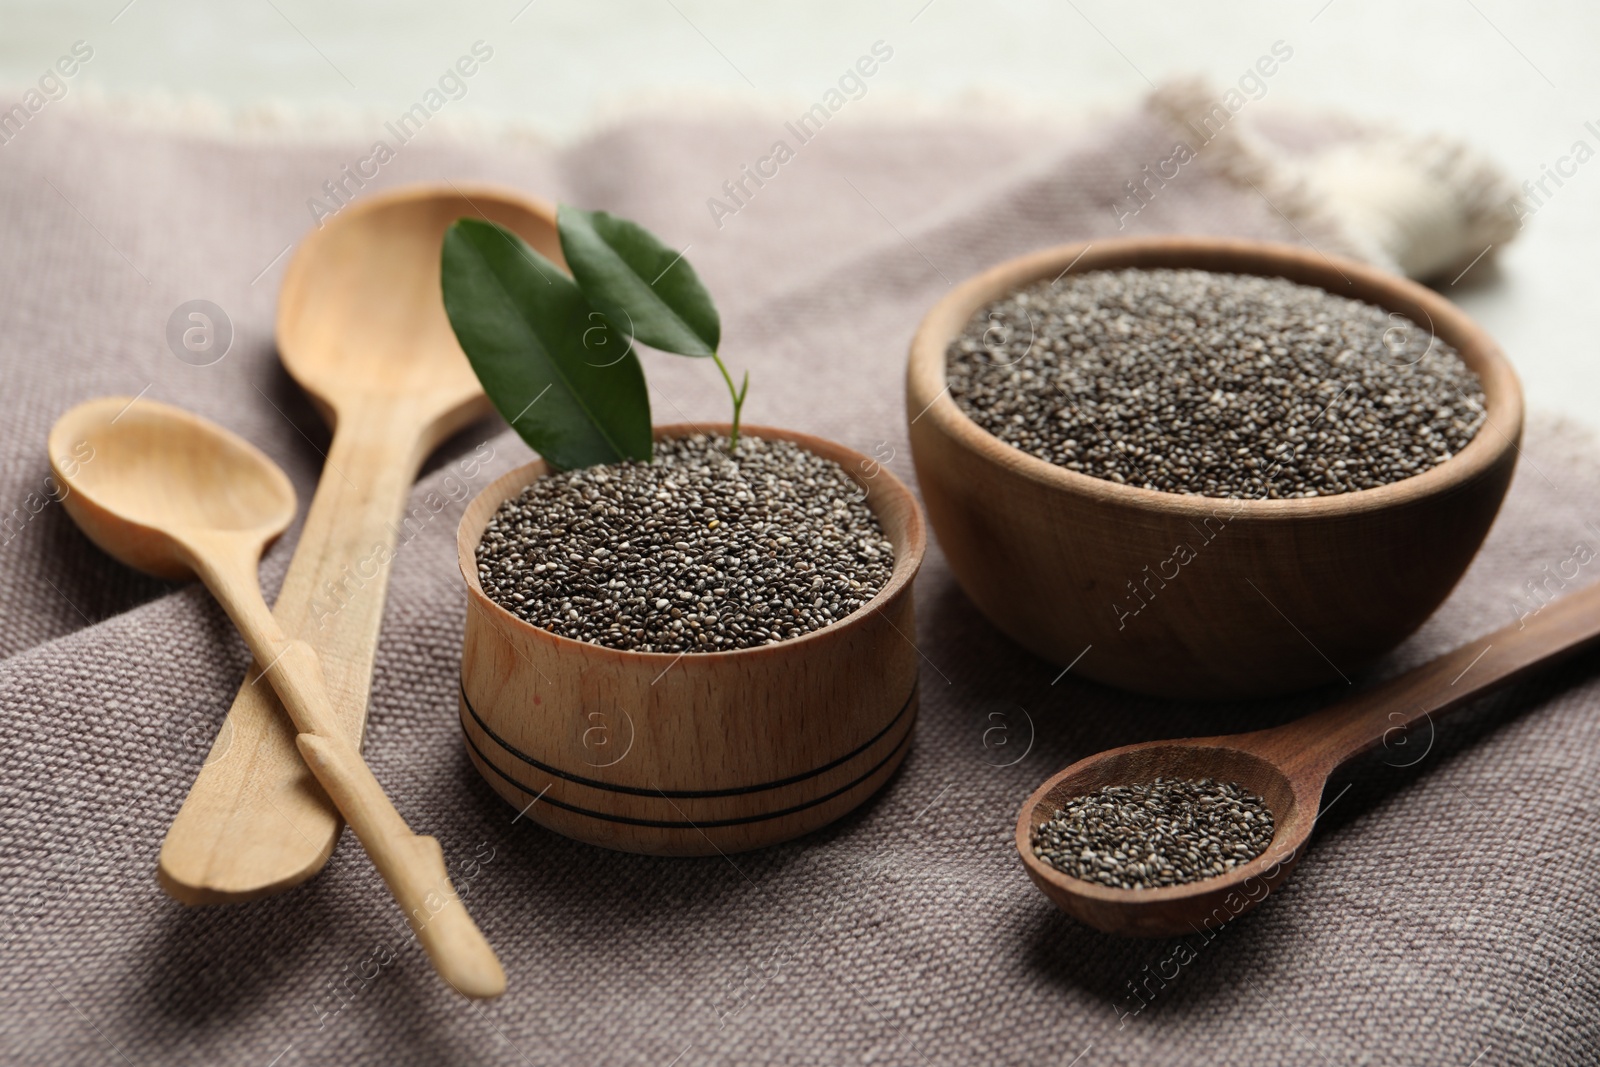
[159,183,559,903]
[1017,576,1600,938]
[50,395,506,999]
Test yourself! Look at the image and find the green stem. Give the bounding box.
[709,349,747,451]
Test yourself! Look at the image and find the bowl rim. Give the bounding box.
[456,422,928,665]
[906,235,1525,520]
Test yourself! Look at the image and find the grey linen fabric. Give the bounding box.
[3,101,1599,1066]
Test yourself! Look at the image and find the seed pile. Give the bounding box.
[947,268,1487,499]
[1031,777,1275,890]
[476,434,895,653]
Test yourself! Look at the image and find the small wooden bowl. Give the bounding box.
[456,424,927,855]
[907,236,1523,699]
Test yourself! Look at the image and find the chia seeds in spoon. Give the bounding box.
[1032,777,1275,890]
[476,434,895,653]
[947,268,1487,499]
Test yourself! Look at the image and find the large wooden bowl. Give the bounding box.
[906,236,1522,699]
[456,424,926,855]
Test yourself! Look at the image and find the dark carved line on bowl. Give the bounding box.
[458,677,918,798]
[461,708,917,829]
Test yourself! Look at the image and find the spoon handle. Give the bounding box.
[1272,578,1600,778]
[160,404,447,902]
[195,546,506,999]
[297,729,507,1001]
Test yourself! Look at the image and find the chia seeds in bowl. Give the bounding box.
[946,267,1488,500]
[474,433,895,653]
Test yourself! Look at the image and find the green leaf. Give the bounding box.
[441,218,652,470]
[558,204,720,358]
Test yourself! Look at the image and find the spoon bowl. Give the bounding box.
[49,396,295,580]
[1018,738,1314,938]
[277,182,562,427]
[1017,576,1600,937]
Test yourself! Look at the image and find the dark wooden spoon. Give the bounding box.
[1017,579,1600,937]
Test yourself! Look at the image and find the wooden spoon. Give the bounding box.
[50,396,506,998]
[158,183,559,903]
[1017,576,1600,938]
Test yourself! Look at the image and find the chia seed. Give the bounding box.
[1031,777,1275,890]
[947,268,1487,499]
[475,434,895,652]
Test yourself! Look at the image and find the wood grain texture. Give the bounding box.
[1017,574,1600,938]
[50,396,505,996]
[456,424,927,855]
[157,184,560,903]
[906,236,1524,699]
